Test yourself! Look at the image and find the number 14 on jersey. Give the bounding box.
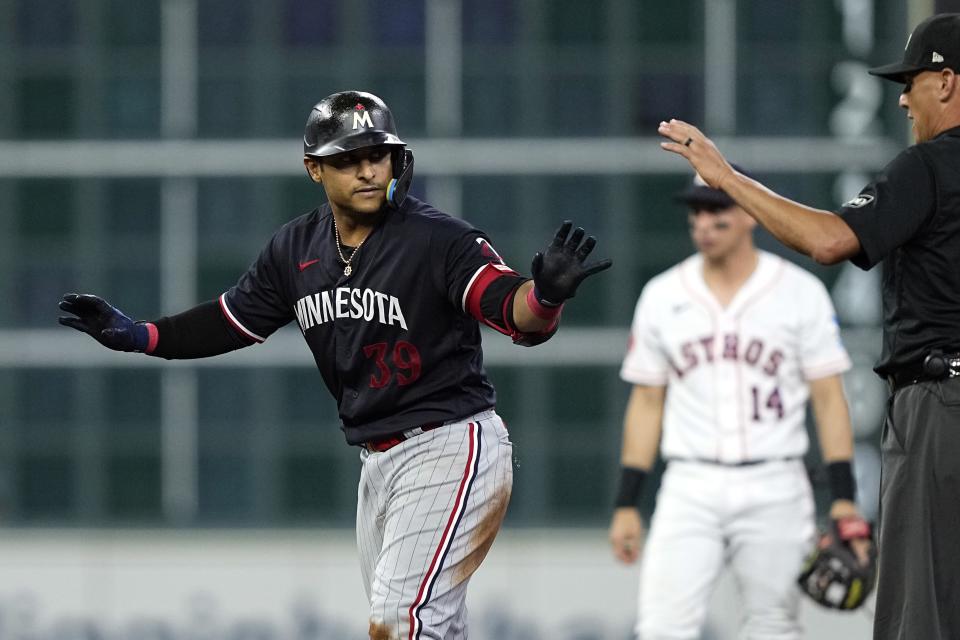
[751,385,784,421]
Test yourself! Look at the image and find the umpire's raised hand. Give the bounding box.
[658,119,737,192]
[58,293,150,352]
[531,221,613,305]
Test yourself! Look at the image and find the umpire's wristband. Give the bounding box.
[827,460,857,502]
[614,466,648,509]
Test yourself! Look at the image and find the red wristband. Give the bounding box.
[836,517,871,540]
[526,287,563,321]
[144,322,159,354]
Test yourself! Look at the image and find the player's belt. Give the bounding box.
[363,422,446,453]
[667,456,800,467]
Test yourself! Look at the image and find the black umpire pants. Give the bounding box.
[873,377,960,640]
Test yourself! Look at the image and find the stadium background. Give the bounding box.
[0,0,949,637]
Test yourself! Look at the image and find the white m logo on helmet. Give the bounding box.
[353,110,374,130]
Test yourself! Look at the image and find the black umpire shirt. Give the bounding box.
[838,125,960,377]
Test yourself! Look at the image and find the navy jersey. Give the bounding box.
[220,197,518,445]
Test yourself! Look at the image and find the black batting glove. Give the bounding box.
[58,293,150,352]
[531,221,613,305]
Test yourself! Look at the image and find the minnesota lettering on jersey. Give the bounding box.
[294,287,408,332]
[669,333,785,379]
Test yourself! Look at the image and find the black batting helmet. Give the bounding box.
[303,91,404,157]
[303,90,414,208]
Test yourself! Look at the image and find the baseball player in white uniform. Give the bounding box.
[608,169,871,639]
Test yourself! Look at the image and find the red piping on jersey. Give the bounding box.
[732,257,786,462]
[218,293,265,343]
[463,262,535,339]
[464,263,558,344]
[144,322,159,354]
[464,263,509,320]
[679,261,721,461]
[735,320,748,461]
[461,264,490,312]
[408,422,480,639]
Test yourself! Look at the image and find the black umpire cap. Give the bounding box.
[675,164,753,212]
[869,13,960,83]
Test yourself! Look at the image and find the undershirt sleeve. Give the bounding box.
[148,299,253,360]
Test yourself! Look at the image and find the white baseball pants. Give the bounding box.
[637,459,815,640]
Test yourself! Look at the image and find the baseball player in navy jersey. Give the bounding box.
[608,170,871,639]
[58,90,611,640]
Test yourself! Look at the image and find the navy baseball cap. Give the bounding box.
[675,164,753,211]
[869,13,960,83]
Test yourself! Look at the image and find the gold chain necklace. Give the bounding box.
[334,220,368,277]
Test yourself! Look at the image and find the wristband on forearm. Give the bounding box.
[614,466,648,509]
[140,322,159,354]
[827,460,856,502]
[526,285,564,321]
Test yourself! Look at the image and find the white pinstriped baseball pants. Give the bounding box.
[357,409,513,640]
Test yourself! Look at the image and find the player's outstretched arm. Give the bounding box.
[512,220,612,333]
[609,384,665,565]
[59,293,251,359]
[59,293,154,352]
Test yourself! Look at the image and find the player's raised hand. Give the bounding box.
[610,507,645,564]
[531,221,612,305]
[658,119,738,192]
[58,293,150,352]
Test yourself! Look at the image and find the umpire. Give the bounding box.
[656,13,960,640]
